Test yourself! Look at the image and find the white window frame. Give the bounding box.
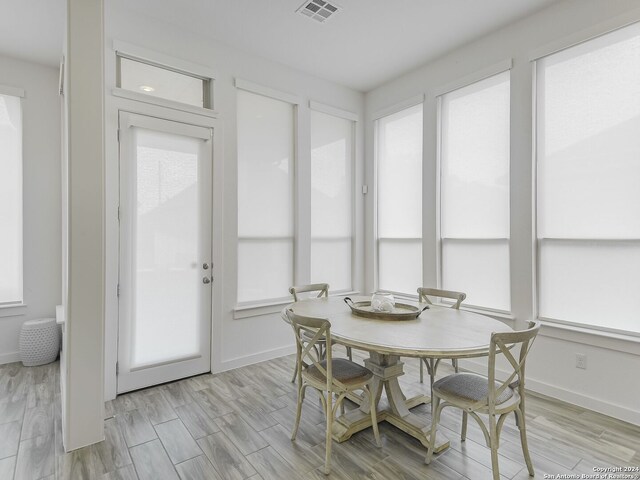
[0,85,25,312]
[532,24,640,338]
[435,62,513,315]
[234,79,300,311]
[112,40,217,115]
[309,101,358,295]
[373,95,425,299]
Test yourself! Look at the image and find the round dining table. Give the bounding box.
[284,296,513,453]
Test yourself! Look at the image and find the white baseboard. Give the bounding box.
[459,358,640,427]
[0,351,21,365]
[216,344,296,374]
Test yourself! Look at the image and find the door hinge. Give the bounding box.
[116,361,119,375]
[362,185,369,194]
[117,283,120,297]
[117,205,120,221]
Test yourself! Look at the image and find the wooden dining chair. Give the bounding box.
[417,288,467,396]
[426,320,540,480]
[288,284,352,383]
[286,309,381,475]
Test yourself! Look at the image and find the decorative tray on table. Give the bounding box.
[343,297,428,321]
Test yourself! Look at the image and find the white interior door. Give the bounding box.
[117,111,213,393]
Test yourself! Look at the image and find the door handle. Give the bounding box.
[202,277,211,284]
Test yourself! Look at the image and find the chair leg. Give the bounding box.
[425,395,441,464]
[489,414,500,480]
[461,411,468,442]
[419,359,424,383]
[346,346,352,361]
[324,390,333,475]
[291,384,306,441]
[515,407,534,476]
[366,386,381,447]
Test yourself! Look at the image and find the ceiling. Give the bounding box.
[0,0,560,91]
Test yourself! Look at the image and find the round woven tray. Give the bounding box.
[343,297,428,321]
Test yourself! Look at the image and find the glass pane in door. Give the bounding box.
[132,128,202,368]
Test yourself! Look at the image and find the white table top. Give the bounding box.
[285,296,513,359]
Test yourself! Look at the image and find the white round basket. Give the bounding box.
[19,318,60,367]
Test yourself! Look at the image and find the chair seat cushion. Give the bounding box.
[433,373,514,405]
[305,358,372,387]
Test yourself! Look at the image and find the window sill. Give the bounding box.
[538,317,640,356]
[458,305,515,321]
[0,303,27,318]
[233,291,362,320]
[234,299,292,320]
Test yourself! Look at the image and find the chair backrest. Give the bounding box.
[285,308,333,391]
[289,283,330,302]
[417,287,466,309]
[486,321,541,410]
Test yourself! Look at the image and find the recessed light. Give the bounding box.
[139,85,155,92]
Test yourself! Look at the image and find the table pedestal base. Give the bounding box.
[332,352,449,453]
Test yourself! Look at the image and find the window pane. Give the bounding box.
[441,71,510,238]
[119,57,206,108]
[539,240,640,333]
[310,110,353,290]
[442,239,510,311]
[0,94,22,304]
[378,239,422,295]
[237,90,294,302]
[377,104,423,238]
[537,24,640,238]
[237,239,293,303]
[377,104,423,294]
[310,239,351,292]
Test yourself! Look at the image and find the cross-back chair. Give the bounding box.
[426,320,541,480]
[416,287,467,396]
[286,309,381,475]
[288,284,352,383]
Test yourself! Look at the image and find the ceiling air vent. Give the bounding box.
[297,0,340,23]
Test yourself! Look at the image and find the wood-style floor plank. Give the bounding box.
[246,446,299,480]
[215,412,270,456]
[174,401,220,440]
[117,409,158,447]
[100,464,139,480]
[174,455,223,480]
[14,434,55,480]
[130,438,179,480]
[0,419,21,460]
[197,432,257,480]
[20,403,54,440]
[0,455,16,480]
[155,418,202,464]
[92,416,133,475]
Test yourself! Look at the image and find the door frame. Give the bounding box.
[104,95,224,400]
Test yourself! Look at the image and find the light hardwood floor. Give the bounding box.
[0,350,638,479]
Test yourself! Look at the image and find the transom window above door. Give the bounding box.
[117,55,211,108]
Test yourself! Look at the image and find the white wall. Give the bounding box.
[364,0,640,426]
[103,5,365,399]
[0,55,61,365]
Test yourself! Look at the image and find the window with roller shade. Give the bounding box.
[536,23,640,334]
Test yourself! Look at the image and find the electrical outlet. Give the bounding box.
[575,353,587,370]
